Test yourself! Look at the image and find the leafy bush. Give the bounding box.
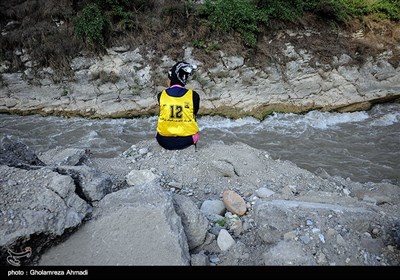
[73,0,399,50]
[256,0,305,21]
[303,0,400,22]
[73,0,137,48]
[199,0,268,47]
[95,0,136,31]
[304,0,350,22]
[73,3,109,47]
[368,0,400,20]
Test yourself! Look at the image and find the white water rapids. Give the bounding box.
[1,103,399,185]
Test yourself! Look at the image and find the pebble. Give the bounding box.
[223,190,247,216]
[209,256,220,263]
[217,229,236,251]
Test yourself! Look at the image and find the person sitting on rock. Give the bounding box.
[156,61,200,150]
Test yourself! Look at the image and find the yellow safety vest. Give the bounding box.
[157,89,199,137]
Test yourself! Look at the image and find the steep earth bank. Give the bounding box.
[1,12,400,119]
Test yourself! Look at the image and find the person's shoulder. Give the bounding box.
[190,88,200,96]
[159,88,168,94]
[157,89,165,100]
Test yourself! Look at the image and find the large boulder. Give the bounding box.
[0,166,92,265]
[39,183,191,265]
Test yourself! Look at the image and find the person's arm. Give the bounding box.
[157,91,161,104]
[193,90,200,116]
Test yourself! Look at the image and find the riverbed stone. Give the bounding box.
[222,190,247,216]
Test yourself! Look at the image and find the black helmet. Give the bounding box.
[168,61,197,85]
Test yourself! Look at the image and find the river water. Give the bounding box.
[1,103,399,185]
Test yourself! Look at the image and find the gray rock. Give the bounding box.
[254,199,378,244]
[360,234,385,255]
[190,251,210,266]
[394,222,400,249]
[200,200,225,216]
[263,240,315,265]
[56,165,113,202]
[126,169,159,186]
[0,135,45,167]
[217,229,235,251]
[255,187,275,198]
[173,194,209,250]
[88,157,136,192]
[39,147,89,166]
[39,183,190,265]
[1,138,399,266]
[0,165,91,265]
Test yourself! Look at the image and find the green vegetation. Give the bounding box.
[73,0,138,48]
[0,0,398,77]
[301,0,400,22]
[215,219,227,227]
[199,0,399,47]
[193,40,220,53]
[72,0,399,49]
[73,3,109,47]
[199,0,268,47]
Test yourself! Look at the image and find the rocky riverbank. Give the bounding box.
[1,135,399,266]
[1,32,400,120]
[1,0,400,269]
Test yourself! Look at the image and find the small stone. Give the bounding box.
[255,187,274,198]
[209,255,220,263]
[200,200,226,216]
[222,190,247,216]
[217,229,236,251]
[138,147,148,155]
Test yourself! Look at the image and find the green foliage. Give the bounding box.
[193,39,207,49]
[73,3,109,47]
[302,0,400,22]
[256,0,305,21]
[200,0,268,47]
[193,39,220,53]
[368,0,400,20]
[95,0,136,31]
[184,0,198,15]
[73,0,137,48]
[215,219,226,227]
[72,0,399,50]
[306,0,350,22]
[257,0,400,23]
[197,0,398,48]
